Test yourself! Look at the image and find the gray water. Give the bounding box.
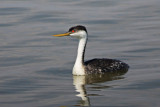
[1,0,160,107]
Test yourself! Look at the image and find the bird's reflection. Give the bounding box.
[73,70,128,106]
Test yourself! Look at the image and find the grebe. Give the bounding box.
[53,25,129,75]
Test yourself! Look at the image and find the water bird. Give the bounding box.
[53,25,129,75]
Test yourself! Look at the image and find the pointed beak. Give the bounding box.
[52,32,71,37]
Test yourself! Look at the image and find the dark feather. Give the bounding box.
[84,58,129,74]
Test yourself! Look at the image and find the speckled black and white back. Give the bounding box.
[84,58,129,74]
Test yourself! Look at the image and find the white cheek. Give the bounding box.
[70,32,79,36]
[70,33,80,38]
[80,31,87,38]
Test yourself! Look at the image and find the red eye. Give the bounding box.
[72,30,75,32]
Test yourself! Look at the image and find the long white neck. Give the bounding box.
[72,37,87,75]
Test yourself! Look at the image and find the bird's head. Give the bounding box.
[53,25,88,39]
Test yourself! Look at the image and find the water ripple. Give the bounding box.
[0,7,29,15]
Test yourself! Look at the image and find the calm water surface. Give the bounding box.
[0,0,160,106]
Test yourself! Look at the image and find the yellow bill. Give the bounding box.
[53,32,71,37]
